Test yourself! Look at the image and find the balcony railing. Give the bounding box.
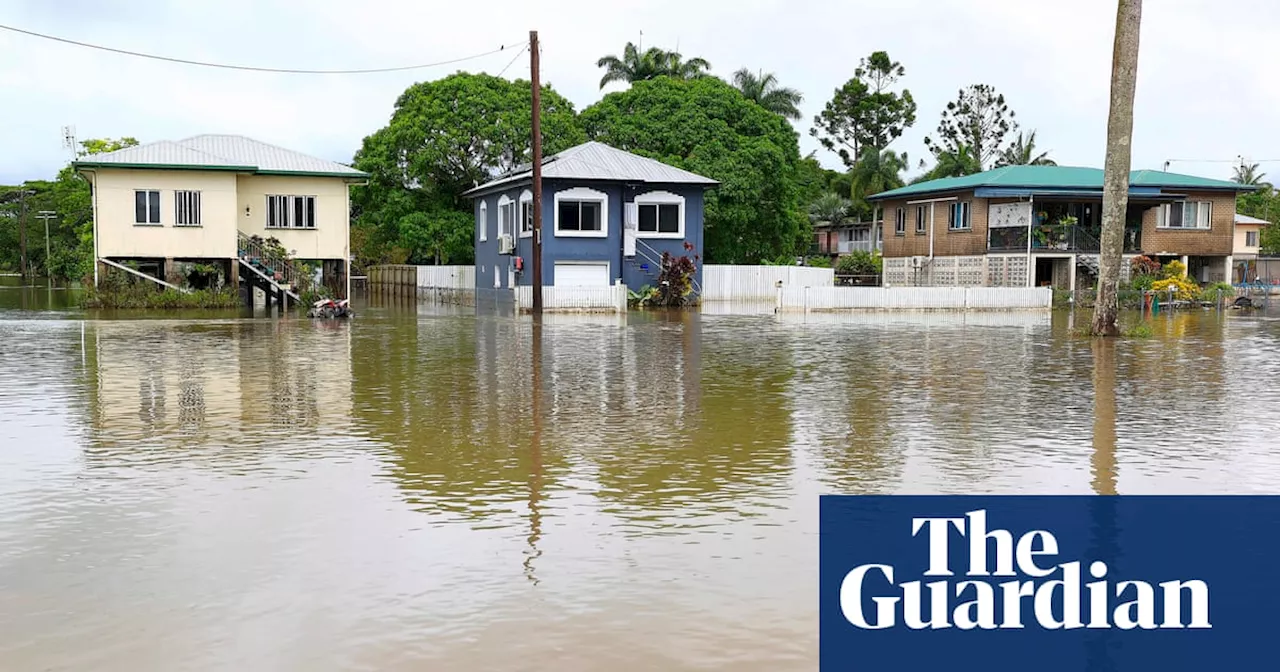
[988,225,1141,254]
[838,240,882,254]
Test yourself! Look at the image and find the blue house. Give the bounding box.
[463,141,717,296]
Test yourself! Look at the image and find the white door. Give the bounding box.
[554,262,610,286]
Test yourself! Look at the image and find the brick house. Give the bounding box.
[867,166,1254,288]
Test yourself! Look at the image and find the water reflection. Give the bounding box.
[2,301,1280,670]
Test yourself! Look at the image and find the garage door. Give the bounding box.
[554,262,610,287]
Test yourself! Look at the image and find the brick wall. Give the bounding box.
[1140,191,1235,256]
[881,190,991,258]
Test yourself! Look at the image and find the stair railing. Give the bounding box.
[635,239,703,296]
[237,231,313,293]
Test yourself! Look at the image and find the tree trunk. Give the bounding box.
[1092,0,1143,336]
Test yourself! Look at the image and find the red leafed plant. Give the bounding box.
[654,252,697,307]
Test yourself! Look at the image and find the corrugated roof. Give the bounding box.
[464,141,717,195]
[870,165,1250,201]
[1235,212,1270,225]
[73,134,366,177]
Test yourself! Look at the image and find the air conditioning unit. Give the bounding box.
[497,234,515,255]
[911,256,925,269]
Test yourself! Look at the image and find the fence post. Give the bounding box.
[774,280,783,313]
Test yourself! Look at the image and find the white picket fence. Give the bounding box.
[776,286,1052,312]
[416,265,475,289]
[702,265,834,302]
[516,284,628,313]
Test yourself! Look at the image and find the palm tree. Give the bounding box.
[732,69,803,120]
[596,43,711,89]
[1233,162,1267,186]
[808,192,853,227]
[662,51,712,80]
[920,145,982,180]
[995,130,1056,167]
[849,148,906,200]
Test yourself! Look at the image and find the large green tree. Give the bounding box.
[732,69,803,120]
[596,43,711,89]
[0,137,132,280]
[995,130,1055,167]
[1233,162,1268,186]
[923,84,1018,171]
[351,72,585,266]
[580,76,804,263]
[810,51,916,167]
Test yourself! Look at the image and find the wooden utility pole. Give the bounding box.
[1092,0,1143,336]
[18,189,29,282]
[530,30,544,314]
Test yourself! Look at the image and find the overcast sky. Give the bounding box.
[1,0,1276,185]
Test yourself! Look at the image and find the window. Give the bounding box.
[497,195,515,238]
[478,202,487,242]
[175,190,201,226]
[635,190,685,237]
[266,195,317,229]
[894,207,906,235]
[1159,201,1211,229]
[915,204,928,235]
[1247,230,1259,247]
[554,187,608,237]
[134,190,161,225]
[949,201,971,230]
[520,191,534,237]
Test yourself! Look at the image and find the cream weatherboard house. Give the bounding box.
[73,135,367,301]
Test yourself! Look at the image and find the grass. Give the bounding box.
[82,285,240,309]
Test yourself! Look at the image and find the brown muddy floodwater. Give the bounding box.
[2,285,1280,671]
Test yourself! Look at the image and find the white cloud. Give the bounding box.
[0,0,1275,184]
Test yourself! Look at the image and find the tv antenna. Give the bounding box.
[61,125,77,159]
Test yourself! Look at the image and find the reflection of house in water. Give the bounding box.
[84,320,352,456]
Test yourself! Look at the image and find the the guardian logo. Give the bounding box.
[840,509,1211,631]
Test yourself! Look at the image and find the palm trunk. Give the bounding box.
[1092,0,1143,336]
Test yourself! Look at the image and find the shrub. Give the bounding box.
[1160,259,1187,279]
[836,250,882,275]
[1198,282,1236,303]
[1130,255,1160,277]
[1150,276,1199,301]
[803,255,832,268]
[1130,274,1155,291]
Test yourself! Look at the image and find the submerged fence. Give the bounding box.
[776,286,1052,312]
[702,265,834,302]
[515,284,628,313]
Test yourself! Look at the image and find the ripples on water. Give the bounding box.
[2,291,1280,670]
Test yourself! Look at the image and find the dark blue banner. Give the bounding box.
[819,496,1280,671]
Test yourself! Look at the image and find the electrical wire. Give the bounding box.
[0,22,521,74]
[495,45,528,79]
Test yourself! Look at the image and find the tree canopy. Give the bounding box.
[580,76,803,263]
[810,51,916,168]
[351,72,585,266]
[923,84,1018,171]
[732,69,803,120]
[596,43,711,89]
[1233,162,1268,186]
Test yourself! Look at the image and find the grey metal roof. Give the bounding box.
[464,141,718,195]
[1235,212,1269,225]
[73,134,367,177]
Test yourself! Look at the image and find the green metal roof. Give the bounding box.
[869,165,1251,201]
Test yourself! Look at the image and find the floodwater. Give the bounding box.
[2,286,1280,671]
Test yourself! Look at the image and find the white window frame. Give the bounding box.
[915,204,927,235]
[134,189,161,226]
[519,189,534,238]
[634,190,686,239]
[266,194,317,230]
[949,201,971,231]
[478,201,488,242]
[894,207,905,235]
[1158,201,1212,230]
[175,190,201,227]
[554,186,608,238]
[497,194,515,239]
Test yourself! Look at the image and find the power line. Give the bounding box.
[0,22,519,74]
[496,44,528,79]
